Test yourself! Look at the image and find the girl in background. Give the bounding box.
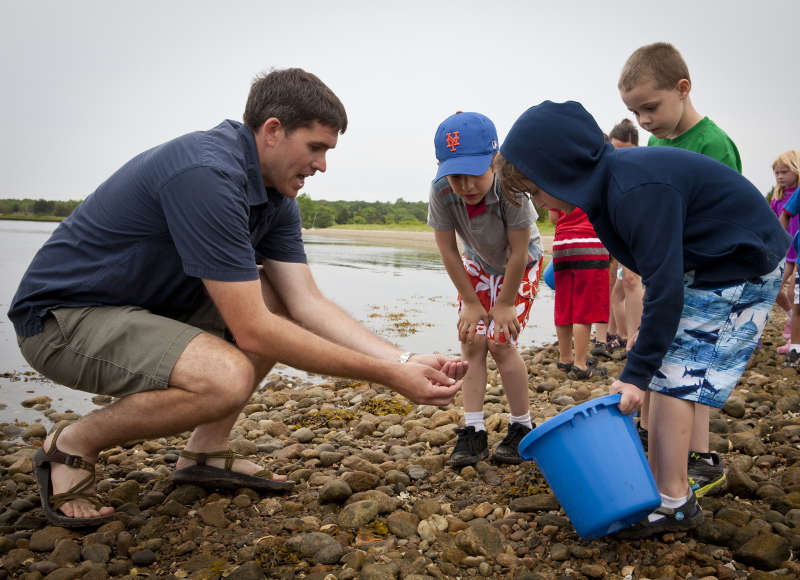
[768,150,800,353]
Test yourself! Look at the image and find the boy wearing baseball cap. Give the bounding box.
[427,112,544,467]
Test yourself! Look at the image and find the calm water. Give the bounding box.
[0,221,554,424]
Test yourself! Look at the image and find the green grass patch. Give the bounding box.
[324,220,554,234]
[0,214,63,222]
[327,223,433,232]
[536,220,554,235]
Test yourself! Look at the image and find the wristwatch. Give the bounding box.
[398,351,415,364]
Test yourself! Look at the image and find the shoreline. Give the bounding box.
[0,311,797,577]
[304,228,554,254]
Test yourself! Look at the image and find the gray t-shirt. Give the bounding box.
[427,176,543,275]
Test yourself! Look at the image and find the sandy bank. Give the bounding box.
[303,228,554,254]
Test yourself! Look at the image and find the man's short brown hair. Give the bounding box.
[618,42,691,92]
[243,68,348,134]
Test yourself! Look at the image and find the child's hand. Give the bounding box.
[409,353,469,380]
[489,303,520,341]
[458,302,488,344]
[777,286,792,311]
[609,379,645,414]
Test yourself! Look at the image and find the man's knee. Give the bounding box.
[172,334,256,409]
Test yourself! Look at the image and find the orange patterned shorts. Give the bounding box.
[457,255,542,344]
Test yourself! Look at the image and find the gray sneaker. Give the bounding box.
[590,341,613,359]
[567,365,608,380]
[783,349,800,368]
[688,451,726,498]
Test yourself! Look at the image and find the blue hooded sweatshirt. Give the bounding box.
[501,101,790,390]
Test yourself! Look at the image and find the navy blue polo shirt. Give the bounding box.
[9,120,307,337]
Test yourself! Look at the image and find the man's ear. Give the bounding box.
[676,78,691,99]
[259,117,284,147]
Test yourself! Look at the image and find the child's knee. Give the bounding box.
[487,339,519,360]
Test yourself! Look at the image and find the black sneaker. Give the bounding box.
[567,365,608,380]
[590,341,613,359]
[556,361,573,372]
[616,491,703,539]
[449,426,489,468]
[783,349,800,368]
[688,451,726,498]
[493,422,532,465]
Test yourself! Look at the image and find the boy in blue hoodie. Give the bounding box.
[495,100,788,538]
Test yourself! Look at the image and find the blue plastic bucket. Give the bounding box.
[517,394,660,538]
[543,260,555,290]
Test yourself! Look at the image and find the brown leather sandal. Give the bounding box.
[171,449,294,491]
[33,424,115,528]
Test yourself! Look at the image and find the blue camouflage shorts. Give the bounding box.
[649,261,784,408]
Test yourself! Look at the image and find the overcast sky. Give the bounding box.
[2,1,798,203]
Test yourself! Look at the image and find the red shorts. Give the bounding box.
[553,237,609,326]
[457,255,542,344]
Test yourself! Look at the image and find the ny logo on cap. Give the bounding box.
[445,131,460,152]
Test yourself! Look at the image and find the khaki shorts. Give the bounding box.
[17,301,230,398]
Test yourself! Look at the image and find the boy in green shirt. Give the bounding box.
[619,42,741,173]
[618,41,738,499]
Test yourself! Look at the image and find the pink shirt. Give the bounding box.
[772,186,799,262]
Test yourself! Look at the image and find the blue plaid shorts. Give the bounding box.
[648,261,784,407]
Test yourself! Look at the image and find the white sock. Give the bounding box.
[648,491,689,522]
[691,451,715,466]
[791,344,800,352]
[510,412,533,429]
[465,411,486,432]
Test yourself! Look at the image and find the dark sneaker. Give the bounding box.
[783,349,800,368]
[493,422,532,465]
[637,424,649,454]
[590,341,613,359]
[449,426,489,468]
[567,365,608,380]
[616,491,703,539]
[688,451,726,498]
[556,361,573,372]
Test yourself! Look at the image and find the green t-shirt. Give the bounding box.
[648,116,742,173]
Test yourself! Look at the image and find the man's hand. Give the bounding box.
[489,303,520,341]
[458,302,488,344]
[390,363,463,406]
[609,379,645,414]
[410,353,468,381]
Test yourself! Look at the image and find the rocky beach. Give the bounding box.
[1,308,799,579]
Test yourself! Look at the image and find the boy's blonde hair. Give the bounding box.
[769,150,800,202]
[493,153,535,207]
[618,42,691,92]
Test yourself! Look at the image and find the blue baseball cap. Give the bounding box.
[434,111,499,180]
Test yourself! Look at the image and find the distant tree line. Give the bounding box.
[296,194,429,228]
[296,194,547,228]
[0,195,547,227]
[0,198,81,217]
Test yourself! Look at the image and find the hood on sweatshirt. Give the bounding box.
[500,101,613,220]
